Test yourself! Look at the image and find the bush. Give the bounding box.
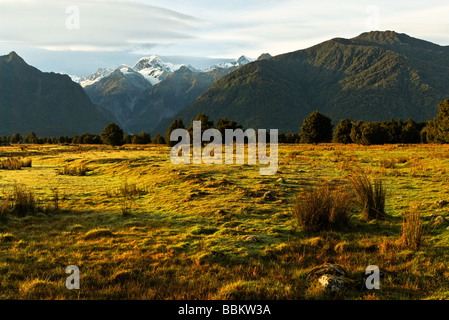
[292,183,353,232]
[347,172,387,221]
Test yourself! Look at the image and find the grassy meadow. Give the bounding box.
[0,143,449,300]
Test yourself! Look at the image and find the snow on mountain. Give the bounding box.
[133,55,185,85]
[78,68,114,87]
[203,55,254,72]
[78,55,254,88]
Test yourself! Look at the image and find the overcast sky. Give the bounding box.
[1,0,449,76]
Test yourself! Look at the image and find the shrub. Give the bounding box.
[347,172,387,221]
[400,208,424,250]
[292,183,353,232]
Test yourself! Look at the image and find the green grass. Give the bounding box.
[0,143,448,300]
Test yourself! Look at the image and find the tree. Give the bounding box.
[187,113,214,138]
[424,99,449,143]
[166,119,185,147]
[23,132,37,144]
[400,119,422,144]
[152,134,166,145]
[10,133,22,144]
[216,117,242,135]
[100,123,124,147]
[131,132,151,145]
[299,111,333,144]
[333,119,354,144]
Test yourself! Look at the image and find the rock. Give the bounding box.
[277,178,285,183]
[318,274,347,293]
[244,236,261,243]
[309,264,346,278]
[436,200,449,207]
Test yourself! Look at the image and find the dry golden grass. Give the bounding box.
[0,143,448,300]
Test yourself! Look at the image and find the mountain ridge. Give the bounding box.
[159,31,449,134]
[0,52,116,136]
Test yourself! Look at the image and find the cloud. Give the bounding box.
[0,0,200,52]
[1,0,448,75]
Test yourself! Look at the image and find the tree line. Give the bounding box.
[1,99,449,147]
[298,99,449,145]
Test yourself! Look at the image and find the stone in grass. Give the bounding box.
[318,274,348,294]
[83,228,115,240]
[309,263,347,278]
[277,178,285,184]
[244,236,262,243]
[309,264,352,294]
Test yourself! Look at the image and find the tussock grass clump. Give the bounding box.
[0,157,23,170]
[216,280,291,300]
[21,158,32,168]
[119,181,146,199]
[83,228,115,240]
[400,208,425,250]
[0,197,10,221]
[292,183,354,232]
[347,172,387,221]
[380,159,396,169]
[11,184,37,217]
[60,163,88,176]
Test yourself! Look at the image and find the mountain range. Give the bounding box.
[2,31,449,138]
[157,31,449,134]
[0,52,115,136]
[79,55,253,134]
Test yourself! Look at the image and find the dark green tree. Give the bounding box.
[166,119,186,147]
[216,117,242,135]
[131,132,151,145]
[152,134,166,145]
[424,99,449,143]
[23,132,37,144]
[187,113,214,138]
[100,123,124,147]
[400,119,422,144]
[333,119,354,144]
[10,133,22,144]
[350,121,364,144]
[299,111,333,144]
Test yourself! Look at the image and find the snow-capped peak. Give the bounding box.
[79,67,114,87]
[133,55,184,85]
[203,55,254,72]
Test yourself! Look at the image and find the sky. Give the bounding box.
[1,0,449,76]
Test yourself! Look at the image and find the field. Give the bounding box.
[0,143,449,300]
